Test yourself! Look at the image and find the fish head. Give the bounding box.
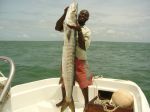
[65,1,78,26]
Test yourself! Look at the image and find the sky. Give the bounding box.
[0,0,150,42]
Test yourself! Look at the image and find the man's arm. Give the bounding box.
[67,24,86,50]
[78,29,86,50]
[55,7,69,31]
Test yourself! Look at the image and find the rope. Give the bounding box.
[92,75,119,112]
[93,74,103,97]
[94,97,119,112]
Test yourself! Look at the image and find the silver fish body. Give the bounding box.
[62,0,78,103]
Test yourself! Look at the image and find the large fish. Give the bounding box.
[61,0,78,112]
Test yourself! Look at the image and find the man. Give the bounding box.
[55,6,93,110]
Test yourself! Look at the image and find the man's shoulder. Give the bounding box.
[82,26,91,35]
[82,26,90,30]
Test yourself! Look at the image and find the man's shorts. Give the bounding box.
[75,58,93,89]
[60,58,93,89]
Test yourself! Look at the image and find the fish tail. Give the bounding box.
[61,99,75,112]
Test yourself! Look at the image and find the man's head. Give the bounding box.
[78,10,89,26]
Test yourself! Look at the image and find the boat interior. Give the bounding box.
[0,78,139,112]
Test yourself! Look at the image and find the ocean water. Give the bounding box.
[0,41,150,103]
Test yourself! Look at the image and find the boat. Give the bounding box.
[0,56,150,112]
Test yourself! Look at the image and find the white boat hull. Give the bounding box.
[1,77,150,112]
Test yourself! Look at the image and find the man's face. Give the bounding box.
[78,10,89,24]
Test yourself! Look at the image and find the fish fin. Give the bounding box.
[61,100,75,112]
[69,100,75,112]
[67,30,71,42]
[60,101,68,112]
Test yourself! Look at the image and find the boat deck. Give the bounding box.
[14,99,84,112]
[1,78,150,112]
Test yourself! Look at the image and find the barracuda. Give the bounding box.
[61,0,78,112]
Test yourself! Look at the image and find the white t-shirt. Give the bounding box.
[76,26,91,60]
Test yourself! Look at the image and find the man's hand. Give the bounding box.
[64,6,69,14]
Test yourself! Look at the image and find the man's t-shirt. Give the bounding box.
[76,26,91,60]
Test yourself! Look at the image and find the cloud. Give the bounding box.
[0,0,150,42]
[16,33,30,40]
[106,29,116,35]
[0,26,4,30]
[22,34,30,38]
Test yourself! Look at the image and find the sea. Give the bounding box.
[0,41,150,103]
